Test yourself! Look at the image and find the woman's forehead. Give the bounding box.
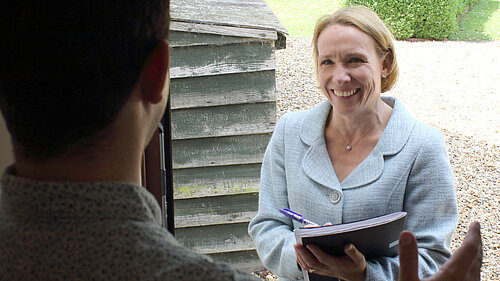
[317,24,376,56]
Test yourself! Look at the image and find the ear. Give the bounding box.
[141,41,170,104]
[381,51,392,78]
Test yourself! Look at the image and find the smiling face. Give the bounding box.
[316,24,388,115]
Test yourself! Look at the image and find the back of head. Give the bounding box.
[312,6,399,93]
[0,0,170,160]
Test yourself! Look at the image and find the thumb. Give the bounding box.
[344,244,366,268]
[398,231,420,281]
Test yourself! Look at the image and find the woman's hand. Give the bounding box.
[294,242,367,281]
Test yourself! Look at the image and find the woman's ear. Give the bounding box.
[141,40,170,104]
[381,51,393,78]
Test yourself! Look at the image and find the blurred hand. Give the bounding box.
[294,242,366,281]
[398,222,482,281]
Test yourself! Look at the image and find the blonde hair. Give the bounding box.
[312,6,399,93]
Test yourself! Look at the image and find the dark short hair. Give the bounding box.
[0,1,170,159]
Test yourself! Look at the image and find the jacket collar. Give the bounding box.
[300,96,416,190]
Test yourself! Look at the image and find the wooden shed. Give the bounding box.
[169,0,287,271]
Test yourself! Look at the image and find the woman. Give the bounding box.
[248,6,457,281]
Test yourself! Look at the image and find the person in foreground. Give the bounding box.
[248,6,458,281]
[0,1,257,280]
[398,222,483,281]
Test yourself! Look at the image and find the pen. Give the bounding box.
[279,208,319,226]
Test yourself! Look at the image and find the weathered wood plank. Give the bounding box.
[174,193,258,228]
[170,41,275,78]
[173,164,261,198]
[170,22,277,43]
[208,250,263,272]
[171,102,276,139]
[170,30,262,48]
[171,0,287,35]
[175,222,255,254]
[171,71,276,109]
[172,133,271,169]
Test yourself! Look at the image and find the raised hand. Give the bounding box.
[398,222,482,281]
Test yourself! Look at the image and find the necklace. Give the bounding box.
[336,126,377,152]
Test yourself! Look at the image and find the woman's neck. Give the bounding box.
[327,98,392,140]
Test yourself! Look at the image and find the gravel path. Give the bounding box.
[256,38,499,280]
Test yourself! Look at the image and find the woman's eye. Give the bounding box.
[349,58,364,63]
[321,59,333,65]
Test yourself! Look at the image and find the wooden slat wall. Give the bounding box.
[172,133,271,169]
[175,193,262,270]
[169,3,283,269]
[173,163,261,199]
[171,71,276,109]
[175,222,256,254]
[170,41,275,79]
[171,103,275,139]
[175,193,259,228]
[208,250,262,272]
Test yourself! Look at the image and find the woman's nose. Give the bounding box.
[333,65,350,84]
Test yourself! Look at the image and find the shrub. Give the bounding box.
[341,0,460,40]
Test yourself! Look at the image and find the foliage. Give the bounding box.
[341,0,459,39]
[265,0,499,41]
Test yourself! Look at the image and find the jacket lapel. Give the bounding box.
[341,96,416,189]
[300,101,341,190]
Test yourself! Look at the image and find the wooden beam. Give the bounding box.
[170,22,277,41]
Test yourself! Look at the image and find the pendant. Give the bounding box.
[346,145,352,151]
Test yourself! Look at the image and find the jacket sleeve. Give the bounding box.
[248,114,303,279]
[365,127,458,280]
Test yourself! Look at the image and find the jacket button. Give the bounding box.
[329,191,341,204]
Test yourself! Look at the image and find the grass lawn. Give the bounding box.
[449,0,500,40]
[266,0,500,40]
[264,0,341,37]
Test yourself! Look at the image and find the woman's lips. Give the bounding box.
[333,88,359,97]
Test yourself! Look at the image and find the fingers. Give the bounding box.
[303,224,320,228]
[459,222,482,270]
[398,231,420,281]
[294,243,319,271]
[468,222,483,280]
[344,244,366,270]
[307,243,366,280]
[435,222,482,281]
[294,244,307,269]
[306,244,329,264]
[303,222,332,228]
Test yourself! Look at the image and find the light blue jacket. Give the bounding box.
[248,96,458,281]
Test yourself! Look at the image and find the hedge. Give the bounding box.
[341,0,479,40]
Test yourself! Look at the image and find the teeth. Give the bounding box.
[334,89,357,97]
